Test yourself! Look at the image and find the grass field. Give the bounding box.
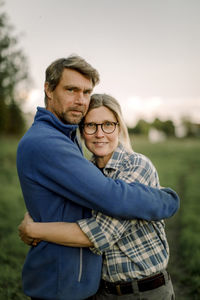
[131,136,200,299]
[0,137,29,299]
[0,136,200,299]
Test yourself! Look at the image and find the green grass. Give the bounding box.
[0,137,29,299]
[132,136,200,299]
[0,136,200,299]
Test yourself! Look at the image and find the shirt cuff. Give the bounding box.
[77,218,111,255]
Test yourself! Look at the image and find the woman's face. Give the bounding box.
[83,106,119,166]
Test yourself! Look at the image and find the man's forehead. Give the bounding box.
[61,68,93,88]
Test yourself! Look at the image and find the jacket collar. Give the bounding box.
[34,107,78,137]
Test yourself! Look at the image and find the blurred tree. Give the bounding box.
[6,100,26,135]
[0,95,8,134]
[151,118,175,137]
[128,119,150,136]
[163,120,175,136]
[0,0,29,136]
[151,118,163,132]
[129,118,176,137]
[182,118,200,138]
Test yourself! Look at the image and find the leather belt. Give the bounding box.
[101,271,169,296]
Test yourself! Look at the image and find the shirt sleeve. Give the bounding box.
[117,155,160,188]
[77,155,160,254]
[77,212,133,255]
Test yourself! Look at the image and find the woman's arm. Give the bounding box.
[18,212,93,247]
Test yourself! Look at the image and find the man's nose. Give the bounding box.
[75,92,86,105]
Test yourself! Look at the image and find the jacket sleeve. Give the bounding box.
[20,135,180,221]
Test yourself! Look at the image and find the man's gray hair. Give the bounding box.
[44,55,100,106]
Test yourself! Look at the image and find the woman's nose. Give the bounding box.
[95,125,105,137]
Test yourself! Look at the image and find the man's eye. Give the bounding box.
[84,90,92,95]
[67,88,74,92]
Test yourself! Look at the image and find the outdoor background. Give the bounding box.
[0,0,200,299]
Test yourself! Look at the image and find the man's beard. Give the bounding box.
[59,110,84,125]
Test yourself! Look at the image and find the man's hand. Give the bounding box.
[18,212,40,246]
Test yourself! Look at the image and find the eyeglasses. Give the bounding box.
[82,121,119,135]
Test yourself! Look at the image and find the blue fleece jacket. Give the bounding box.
[16,107,179,300]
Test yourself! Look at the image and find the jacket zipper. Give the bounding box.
[78,248,83,282]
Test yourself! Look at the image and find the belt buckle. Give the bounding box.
[116,284,122,296]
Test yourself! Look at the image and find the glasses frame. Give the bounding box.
[82,122,119,135]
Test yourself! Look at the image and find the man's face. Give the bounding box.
[45,68,93,124]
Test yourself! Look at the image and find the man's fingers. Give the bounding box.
[32,239,41,246]
[18,230,33,245]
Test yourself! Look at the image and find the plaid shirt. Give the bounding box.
[78,144,169,282]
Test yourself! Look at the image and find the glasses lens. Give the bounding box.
[102,122,115,133]
[84,123,96,134]
[83,122,117,134]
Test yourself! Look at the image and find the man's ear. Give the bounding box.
[44,82,53,100]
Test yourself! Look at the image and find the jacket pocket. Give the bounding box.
[78,248,83,282]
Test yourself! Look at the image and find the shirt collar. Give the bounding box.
[91,143,126,171]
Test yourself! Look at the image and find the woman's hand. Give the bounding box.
[18,212,41,246]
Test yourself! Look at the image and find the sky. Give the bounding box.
[3,0,200,127]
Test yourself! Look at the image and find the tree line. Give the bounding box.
[0,0,28,136]
[128,118,200,138]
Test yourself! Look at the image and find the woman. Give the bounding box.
[19,94,175,300]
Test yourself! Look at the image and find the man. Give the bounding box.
[17,55,179,300]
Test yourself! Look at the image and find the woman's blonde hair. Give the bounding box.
[81,93,133,152]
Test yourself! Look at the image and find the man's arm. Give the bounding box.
[17,136,180,221]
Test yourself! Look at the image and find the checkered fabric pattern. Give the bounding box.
[78,144,169,282]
